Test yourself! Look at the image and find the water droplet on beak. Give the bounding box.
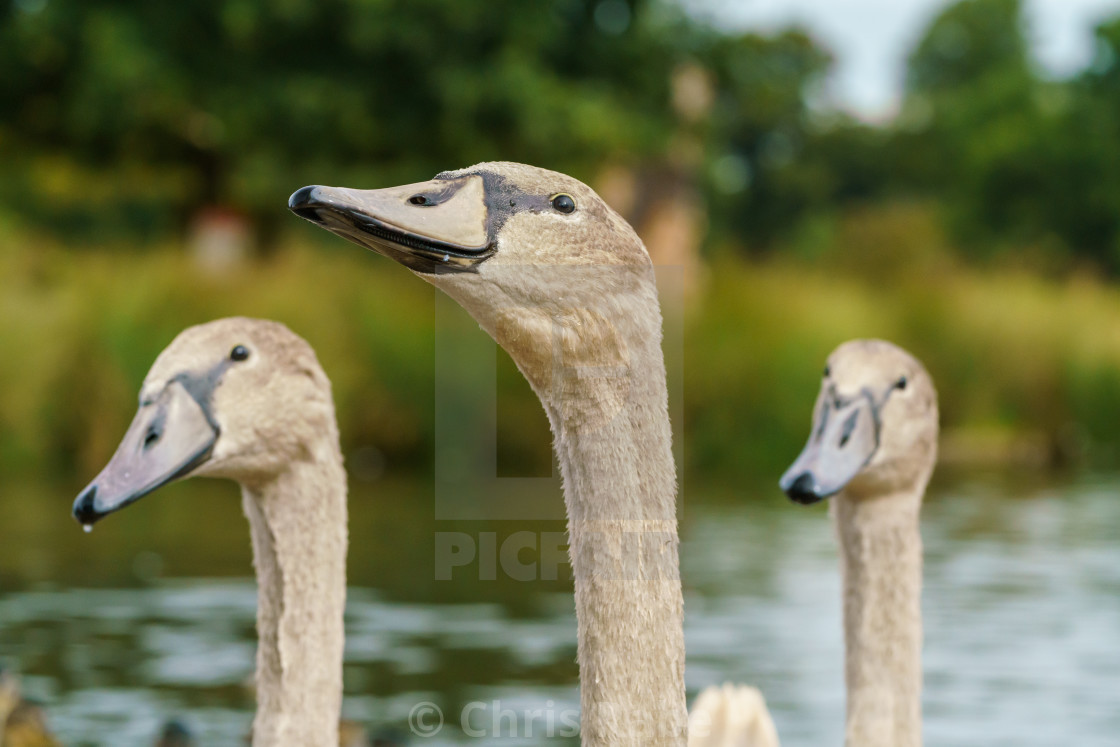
[442,254,449,263]
[82,524,93,534]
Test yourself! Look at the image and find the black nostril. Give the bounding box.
[838,409,860,449]
[408,194,431,206]
[784,472,823,505]
[143,425,161,450]
[72,485,99,524]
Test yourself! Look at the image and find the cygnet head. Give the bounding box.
[72,318,336,526]
[780,339,938,505]
[288,161,649,275]
[288,162,657,399]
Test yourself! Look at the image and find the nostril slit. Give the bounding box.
[408,194,430,206]
[144,426,161,449]
[838,409,859,449]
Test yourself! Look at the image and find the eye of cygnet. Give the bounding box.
[550,193,576,214]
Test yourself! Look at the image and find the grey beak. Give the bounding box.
[72,381,218,526]
[779,389,881,505]
[288,175,494,274]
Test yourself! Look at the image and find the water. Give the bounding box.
[1,473,1118,745]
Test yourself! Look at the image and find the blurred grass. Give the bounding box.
[691,201,1120,478]
[5,200,1120,491]
[0,224,439,483]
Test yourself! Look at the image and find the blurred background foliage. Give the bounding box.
[5,0,1120,488]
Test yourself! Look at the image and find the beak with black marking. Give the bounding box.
[288,174,496,274]
[779,388,882,505]
[72,381,218,527]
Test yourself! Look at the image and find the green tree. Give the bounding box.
[0,0,686,240]
[697,29,833,248]
[898,0,1120,272]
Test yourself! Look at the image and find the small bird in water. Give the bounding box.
[153,719,195,747]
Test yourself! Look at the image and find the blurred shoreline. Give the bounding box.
[5,222,1120,488]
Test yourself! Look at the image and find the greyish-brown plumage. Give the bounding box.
[291,162,691,745]
[0,667,61,747]
[72,318,348,747]
[781,339,939,747]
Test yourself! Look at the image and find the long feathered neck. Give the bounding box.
[832,487,923,747]
[438,260,687,745]
[544,290,686,746]
[241,441,348,747]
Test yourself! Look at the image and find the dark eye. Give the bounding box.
[896,375,908,390]
[408,194,432,206]
[823,365,830,378]
[230,345,250,362]
[551,193,576,214]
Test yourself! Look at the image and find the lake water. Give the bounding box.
[1,472,1117,745]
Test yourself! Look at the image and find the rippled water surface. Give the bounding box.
[1,474,1118,745]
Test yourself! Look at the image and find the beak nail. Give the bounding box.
[289,185,317,209]
[785,473,822,505]
[73,485,99,526]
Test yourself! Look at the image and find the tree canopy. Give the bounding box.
[4,0,1120,272]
